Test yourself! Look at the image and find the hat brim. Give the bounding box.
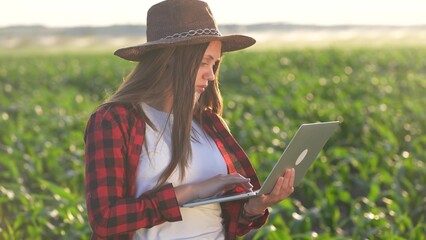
[114,34,255,61]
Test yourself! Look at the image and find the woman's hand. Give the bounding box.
[175,173,253,205]
[195,173,253,199]
[244,168,295,215]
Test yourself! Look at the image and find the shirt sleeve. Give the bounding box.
[237,207,269,236]
[84,105,182,238]
[221,201,269,238]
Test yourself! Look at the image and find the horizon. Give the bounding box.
[2,22,426,29]
[1,0,426,28]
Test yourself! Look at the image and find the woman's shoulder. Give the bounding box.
[88,102,143,125]
[200,110,231,133]
[84,102,145,141]
[95,102,140,116]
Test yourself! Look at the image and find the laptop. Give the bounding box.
[181,121,340,208]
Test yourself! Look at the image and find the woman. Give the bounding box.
[84,0,295,239]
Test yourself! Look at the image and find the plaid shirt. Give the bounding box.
[84,103,269,239]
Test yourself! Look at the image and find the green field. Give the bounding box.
[1,45,425,239]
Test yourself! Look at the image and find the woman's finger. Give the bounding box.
[282,169,292,188]
[222,174,252,192]
[280,168,295,196]
[289,168,295,188]
[241,181,254,191]
[270,176,284,197]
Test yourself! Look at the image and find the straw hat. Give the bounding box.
[114,0,256,61]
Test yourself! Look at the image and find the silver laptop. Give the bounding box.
[181,121,340,208]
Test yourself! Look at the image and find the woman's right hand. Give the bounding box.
[175,173,253,205]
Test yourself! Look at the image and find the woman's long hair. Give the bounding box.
[103,42,223,186]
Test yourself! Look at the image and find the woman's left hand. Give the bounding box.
[244,168,295,215]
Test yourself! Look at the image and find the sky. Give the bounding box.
[1,0,426,28]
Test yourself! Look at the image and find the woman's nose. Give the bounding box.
[207,69,215,81]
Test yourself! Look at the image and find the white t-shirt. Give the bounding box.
[133,103,228,240]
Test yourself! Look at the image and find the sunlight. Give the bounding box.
[1,0,425,27]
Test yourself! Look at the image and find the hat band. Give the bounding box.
[160,28,221,40]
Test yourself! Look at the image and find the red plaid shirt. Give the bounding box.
[84,103,269,239]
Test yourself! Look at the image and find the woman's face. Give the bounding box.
[194,40,222,103]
